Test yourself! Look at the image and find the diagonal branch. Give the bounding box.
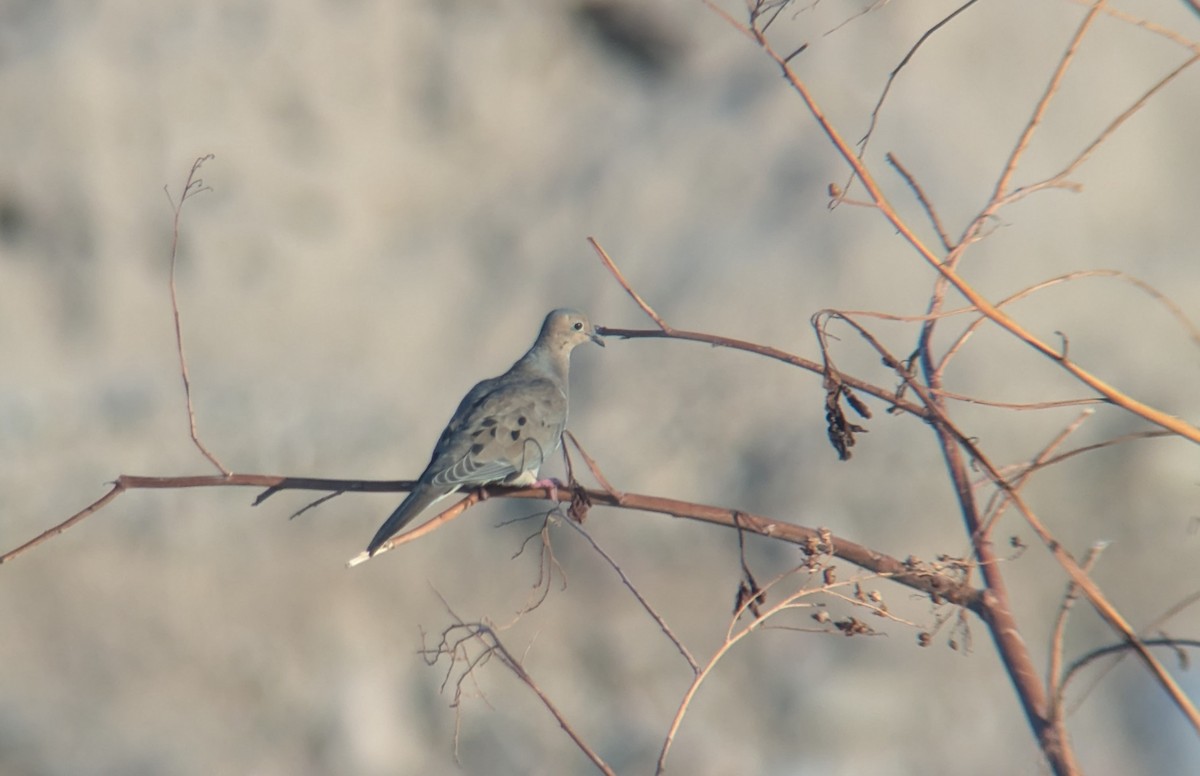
[597,326,929,421]
[983,1,1105,218]
[588,237,671,331]
[430,599,617,776]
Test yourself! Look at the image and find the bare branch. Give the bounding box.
[563,430,626,503]
[656,560,902,774]
[939,269,1200,375]
[564,518,699,673]
[3,471,982,612]
[977,410,1096,538]
[886,152,953,252]
[1047,540,1108,759]
[587,236,672,331]
[597,325,929,421]
[982,2,1104,219]
[732,10,1200,445]
[995,53,1200,209]
[427,598,617,776]
[164,154,229,476]
[857,1,983,159]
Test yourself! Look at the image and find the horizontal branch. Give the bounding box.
[1,473,981,612]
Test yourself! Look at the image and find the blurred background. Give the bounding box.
[2,1,1199,773]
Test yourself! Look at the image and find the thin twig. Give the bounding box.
[887,152,953,252]
[1062,587,1200,716]
[996,52,1200,209]
[977,410,1095,538]
[0,480,127,564]
[347,491,484,566]
[985,2,1105,221]
[512,515,567,615]
[563,519,700,673]
[656,563,899,774]
[563,430,626,503]
[1058,638,1200,707]
[857,0,982,156]
[939,269,1200,375]
[587,237,672,331]
[1048,542,1108,713]
[164,154,229,475]
[932,393,1105,411]
[1066,0,1200,54]
[486,629,616,776]
[596,325,930,421]
[1034,430,1173,470]
[430,597,616,776]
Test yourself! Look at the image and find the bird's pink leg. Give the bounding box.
[529,477,566,503]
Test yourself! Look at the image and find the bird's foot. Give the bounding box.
[530,477,566,503]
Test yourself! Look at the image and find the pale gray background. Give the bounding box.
[2,1,1199,774]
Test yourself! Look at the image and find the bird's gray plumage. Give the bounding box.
[366,308,603,556]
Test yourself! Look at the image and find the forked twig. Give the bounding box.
[510,514,568,615]
[1047,542,1108,717]
[976,410,1096,538]
[996,52,1200,209]
[1068,0,1200,54]
[563,430,626,503]
[656,563,899,774]
[1061,587,1200,717]
[983,2,1105,219]
[938,269,1200,376]
[428,596,617,776]
[1057,638,1200,712]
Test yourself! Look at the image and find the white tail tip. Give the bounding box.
[346,550,372,568]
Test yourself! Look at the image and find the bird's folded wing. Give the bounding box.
[425,376,567,489]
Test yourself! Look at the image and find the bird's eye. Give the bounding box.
[573,322,583,330]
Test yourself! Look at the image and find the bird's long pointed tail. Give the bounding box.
[365,485,448,556]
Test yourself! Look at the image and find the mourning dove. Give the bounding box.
[364,308,604,557]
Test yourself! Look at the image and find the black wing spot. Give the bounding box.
[510,430,521,441]
[481,418,498,427]
[489,427,498,438]
[517,416,527,426]
[470,443,485,455]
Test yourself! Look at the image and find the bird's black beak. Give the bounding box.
[590,329,606,347]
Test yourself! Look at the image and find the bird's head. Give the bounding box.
[542,308,605,351]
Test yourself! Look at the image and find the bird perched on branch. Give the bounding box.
[364,308,604,558]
